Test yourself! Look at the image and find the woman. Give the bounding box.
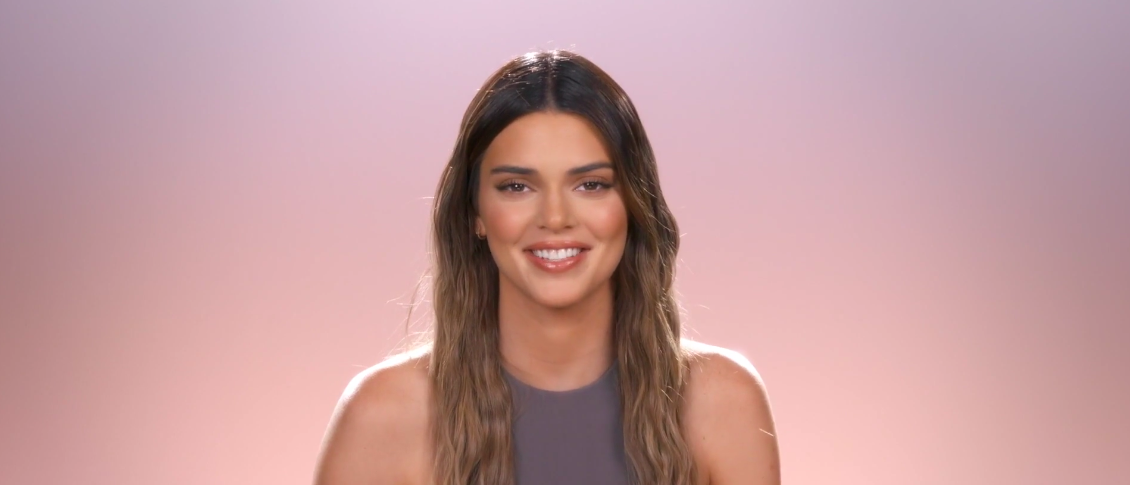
[313,50,779,485]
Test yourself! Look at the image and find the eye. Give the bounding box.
[577,180,613,192]
[497,180,529,192]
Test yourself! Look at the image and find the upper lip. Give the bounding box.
[524,241,591,251]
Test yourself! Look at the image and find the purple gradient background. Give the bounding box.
[2,1,1128,484]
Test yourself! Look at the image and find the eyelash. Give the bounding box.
[495,178,613,193]
[578,179,613,191]
[497,180,529,192]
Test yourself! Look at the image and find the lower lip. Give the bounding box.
[524,250,588,273]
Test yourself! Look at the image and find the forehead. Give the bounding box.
[481,112,612,169]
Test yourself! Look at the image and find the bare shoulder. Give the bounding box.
[313,346,433,485]
[681,339,780,485]
[680,339,773,427]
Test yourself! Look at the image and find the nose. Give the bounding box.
[537,189,574,231]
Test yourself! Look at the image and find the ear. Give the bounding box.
[474,217,485,238]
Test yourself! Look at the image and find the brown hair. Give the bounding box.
[427,50,696,485]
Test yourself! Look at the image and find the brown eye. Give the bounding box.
[497,181,529,192]
[578,180,612,192]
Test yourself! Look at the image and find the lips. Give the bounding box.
[524,241,592,252]
[523,241,590,273]
[531,247,583,260]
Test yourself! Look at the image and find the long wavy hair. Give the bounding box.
[428,50,696,485]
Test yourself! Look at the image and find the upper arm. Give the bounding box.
[684,345,780,485]
[312,364,429,485]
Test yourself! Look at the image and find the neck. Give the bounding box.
[497,279,615,392]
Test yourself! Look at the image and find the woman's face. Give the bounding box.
[476,111,629,310]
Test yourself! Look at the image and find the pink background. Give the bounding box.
[2,1,1128,484]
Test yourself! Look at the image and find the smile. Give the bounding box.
[523,244,590,273]
[531,248,583,261]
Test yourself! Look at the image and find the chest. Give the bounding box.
[510,381,631,485]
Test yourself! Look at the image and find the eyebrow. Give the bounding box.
[489,161,613,176]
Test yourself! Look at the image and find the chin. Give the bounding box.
[499,261,616,310]
[527,286,589,310]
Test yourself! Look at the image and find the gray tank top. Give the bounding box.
[505,363,631,485]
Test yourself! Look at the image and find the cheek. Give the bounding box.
[478,198,532,242]
[584,198,629,242]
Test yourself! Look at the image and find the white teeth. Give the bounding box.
[532,248,582,261]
